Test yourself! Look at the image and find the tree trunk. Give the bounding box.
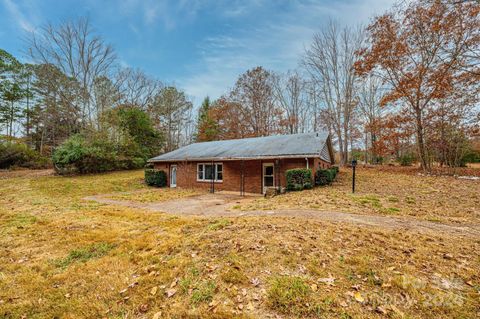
[414,107,428,171]
[364,131,369,165]
[337,130,346,165]
[9,101,14,138]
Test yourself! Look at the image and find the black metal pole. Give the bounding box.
[351,159,357,193]
[352,165,356,193]
[211,160,215,194]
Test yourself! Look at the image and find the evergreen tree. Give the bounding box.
[196,96,221,142]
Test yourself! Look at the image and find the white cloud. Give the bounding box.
[2,0,35,32]
[178,0,397,104]
[116,0,204,30]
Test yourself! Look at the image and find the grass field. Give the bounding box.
[1,169,479,318]
[238,168,480,224]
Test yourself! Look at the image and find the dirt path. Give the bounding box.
[84,193,480,238]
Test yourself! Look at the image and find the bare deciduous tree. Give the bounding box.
[28,17,116,126]
[116,67,162,109]
[272,70,310,134]
[303,20,364,165]
[358,75,385,164]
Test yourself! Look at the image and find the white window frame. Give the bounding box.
[197,163,223,182]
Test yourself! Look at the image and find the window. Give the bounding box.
[197,163,223,182]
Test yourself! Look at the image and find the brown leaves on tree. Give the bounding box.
[355,0,480,170]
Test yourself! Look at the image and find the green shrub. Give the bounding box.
[144,169,167,187]
[326,169,336,183]
[53,134,147,175]
[0,141,50,169]
[399,153,415,166]
[315,169,329,186]
[285,168,312,191]
[462,150,480,164]
[315,168,337,186]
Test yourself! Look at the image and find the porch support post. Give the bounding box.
[211,160,215,194]
[240,160,245,196]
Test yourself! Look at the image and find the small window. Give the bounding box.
[216,164,223,181]
[198,164,204,180]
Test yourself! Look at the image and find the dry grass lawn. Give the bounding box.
[1,169,480,318]
[238,168,480,224]
[106,188,204,203]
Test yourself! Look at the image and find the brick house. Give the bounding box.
[148,132,334,195]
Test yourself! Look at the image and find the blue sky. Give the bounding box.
[0,0,395,105]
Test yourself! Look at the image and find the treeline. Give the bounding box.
[1,1,480,173]
[0,18,194,172]
[197,0,480,170]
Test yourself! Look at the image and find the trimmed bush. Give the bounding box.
[145,169,167,187]
[326,168,336,183]
[315,169,329,186]
[286,168,312,191]
[315,167,337,186]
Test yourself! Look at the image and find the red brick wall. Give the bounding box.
[153,157,331,194]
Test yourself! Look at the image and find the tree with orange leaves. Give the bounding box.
[355,0,480,170]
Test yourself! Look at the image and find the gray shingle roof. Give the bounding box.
[149,132,332,162]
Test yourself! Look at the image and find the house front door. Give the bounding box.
[262,163,274,194]
[170,165,177,188]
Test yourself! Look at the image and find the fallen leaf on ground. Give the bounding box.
[318,277,335,286]
[150,286,158,295]
[353,291,364,303]
[166,289,177,298]
[250,277,260,287]
[443,253,454,260]
[138,303,149,313]
[390,305,404,316]
[170,278,178,288]
[376,306,388,314]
